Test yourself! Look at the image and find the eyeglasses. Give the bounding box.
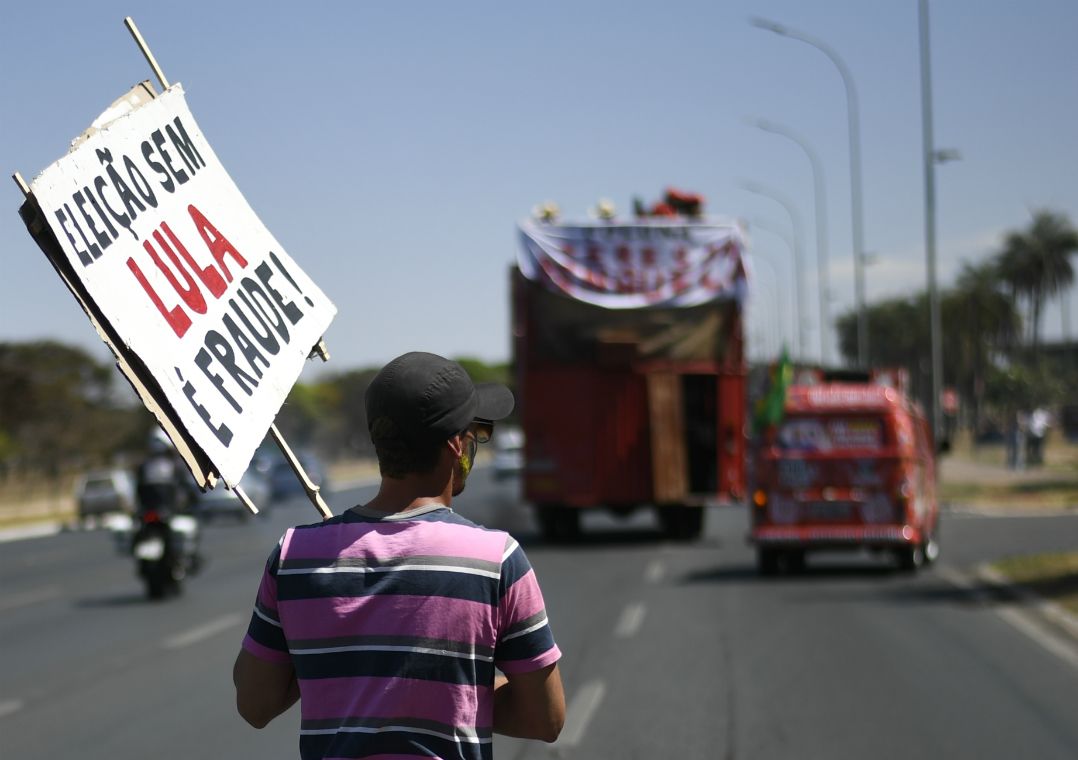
[470,419,493,444]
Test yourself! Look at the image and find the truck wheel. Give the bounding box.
[924,522,941,565]
[537,505,579,543]
[895,544,924,573]
[659,506,704,541]
[757,548,779,576]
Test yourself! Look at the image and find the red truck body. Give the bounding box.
[512,217,748,540]
[749,370,942,573]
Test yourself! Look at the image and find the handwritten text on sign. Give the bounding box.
[30,85,336,485]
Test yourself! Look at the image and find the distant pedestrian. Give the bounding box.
[1028,407,1051,466]
[232,351,565,759]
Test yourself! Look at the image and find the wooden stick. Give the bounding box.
[233,484,260,516]
[12,172,30,197]
[124,17,170,91]
[270,423,333,519]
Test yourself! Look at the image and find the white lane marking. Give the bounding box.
[977,565,1078,640]
[937,566,991,605]
[994,605,1078,671]
[0,699,24,719]
[938,566,1078,671]
[162,613,244,650]
[644,560,665,584]
[0,524,62,544]
[0,586,62,613]
[614,602,646,639]
[553,679,606,749]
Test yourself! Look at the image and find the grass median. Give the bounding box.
[991,552,1078,618]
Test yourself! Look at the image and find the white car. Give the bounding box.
[192,470,272,522]
[75,469,136,523]
[492,427,524,480]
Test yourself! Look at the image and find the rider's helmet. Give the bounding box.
[147,427,174,455]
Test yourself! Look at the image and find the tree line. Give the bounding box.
[834,209,1078,436]
[0,342,509,482]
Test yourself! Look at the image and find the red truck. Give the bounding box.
[513,208,748,541]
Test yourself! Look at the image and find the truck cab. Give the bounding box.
[750,369,941,574]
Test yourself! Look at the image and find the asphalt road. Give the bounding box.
[2,468,1078,759]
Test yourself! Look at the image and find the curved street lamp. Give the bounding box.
[751,118,831,365]
[748,254,783,359]
[751,16,868,367]
[740,180,811,362]
[750,217,801,359]
[751,246,794,357]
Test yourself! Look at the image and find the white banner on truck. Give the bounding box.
[29,85,336,486]
[518,218,748,309]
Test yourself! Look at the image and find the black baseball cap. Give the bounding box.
[365,352,515,445]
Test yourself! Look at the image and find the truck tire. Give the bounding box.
[895,544,925,573]
[659,506,704,541]
[537,505,580,543]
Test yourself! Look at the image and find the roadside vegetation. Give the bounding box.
[991,552,1078,617]
[0,342,508,526]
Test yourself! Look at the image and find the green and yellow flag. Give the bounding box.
[754,348,793,434]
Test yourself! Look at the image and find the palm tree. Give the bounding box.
[952,261,1020,433]
[996,210,1078,353]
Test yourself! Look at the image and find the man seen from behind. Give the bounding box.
[233,351,565,759]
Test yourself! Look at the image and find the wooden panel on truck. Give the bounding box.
[646,373,688,503]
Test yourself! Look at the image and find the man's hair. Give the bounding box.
[369,416,445,478]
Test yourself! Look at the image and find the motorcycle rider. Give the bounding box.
[136,428,194,517]
[132,427,202,594]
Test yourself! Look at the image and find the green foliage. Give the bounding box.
[0,339,513,476]
[0,340,144,476]
[836,207,1075,432]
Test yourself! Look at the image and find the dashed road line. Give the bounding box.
[614,602,646,639]
[0,699,24,719]
[0,586,62,613]
[644,559,665,584]
[553,679,606,749]
[162,613,244,650]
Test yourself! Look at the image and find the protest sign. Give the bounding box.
[23,84,336,487]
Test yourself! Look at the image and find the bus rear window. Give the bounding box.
[777,416,886,452]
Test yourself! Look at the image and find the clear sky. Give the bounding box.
[2,1,1076,374]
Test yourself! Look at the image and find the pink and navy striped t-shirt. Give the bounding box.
[242,503,561,760]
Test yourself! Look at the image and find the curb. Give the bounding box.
[975,563,1078,641]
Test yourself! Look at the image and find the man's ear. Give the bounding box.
[446,435,465,458]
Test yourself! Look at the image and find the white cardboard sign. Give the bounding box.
[29,85,336,486]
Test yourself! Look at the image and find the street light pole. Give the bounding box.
[740,180,810,362]
[751,247,793,355]
[748,253,785,359]
[752,118,831,365]
[751,17,869,366]
[919,0,944,443]
[750,217,801,362]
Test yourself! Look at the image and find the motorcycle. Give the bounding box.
[130,508,201,599]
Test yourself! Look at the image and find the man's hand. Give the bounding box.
[233,649,299,728]
[493,663,565,742]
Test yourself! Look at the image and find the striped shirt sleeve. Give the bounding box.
[494,536,561,674]
[241,535,291,664]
